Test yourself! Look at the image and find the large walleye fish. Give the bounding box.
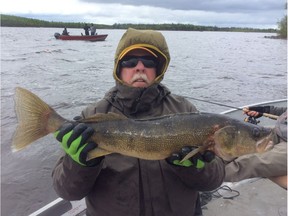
[12,87,274,162]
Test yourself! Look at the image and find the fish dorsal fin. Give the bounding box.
[81,112,127,123]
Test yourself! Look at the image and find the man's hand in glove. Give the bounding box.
[54,122,103,167]
[243,106,271,118]
[166,146,215,168]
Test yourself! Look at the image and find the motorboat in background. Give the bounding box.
[54,33,108,42]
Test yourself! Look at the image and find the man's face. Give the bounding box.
[119,49,157,88]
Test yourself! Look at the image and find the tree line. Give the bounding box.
[277,4,287,38]
[0,14,111,29]
[0,14,282,35]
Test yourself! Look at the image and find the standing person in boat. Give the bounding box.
[52,28,225,216]
[225,106,287,189]
[90,24,97,35]
[83,24,90,36]
[62,27,69,35]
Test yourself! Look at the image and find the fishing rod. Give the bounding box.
[184,96,242,110]
[183,96,278,121]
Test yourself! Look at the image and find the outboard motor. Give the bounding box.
[54,32,61,39]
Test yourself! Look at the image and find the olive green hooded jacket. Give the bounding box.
[52,28,225,216]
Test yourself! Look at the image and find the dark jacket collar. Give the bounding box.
[104,83,170,117]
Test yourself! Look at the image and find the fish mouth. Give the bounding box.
[264,141,274,151]
[256,134,274,153]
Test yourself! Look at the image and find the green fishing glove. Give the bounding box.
[166,146,215,168]
[54,122,103,167]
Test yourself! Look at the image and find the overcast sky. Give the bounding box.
[1,0,286,29]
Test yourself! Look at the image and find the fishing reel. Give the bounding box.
[244,116,260,125]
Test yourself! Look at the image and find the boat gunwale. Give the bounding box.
[221,98,287,115]
[55,33,108,41]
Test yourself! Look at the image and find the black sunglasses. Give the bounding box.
[120,56,158,68]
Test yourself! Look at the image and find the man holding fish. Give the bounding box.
[13,28,277,215]
[52,28,225,216]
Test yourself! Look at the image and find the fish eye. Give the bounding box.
[252,128,260,137]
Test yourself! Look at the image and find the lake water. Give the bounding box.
[1,27,287,216]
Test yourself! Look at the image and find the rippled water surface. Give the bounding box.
[1,27,287,216]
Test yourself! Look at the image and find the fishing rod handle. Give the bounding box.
[262,113,278,120]
[242,107,278,120]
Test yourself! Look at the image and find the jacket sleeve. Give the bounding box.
[224,141,287,182]
[269,106,287,116]
[52,99,110,201]
[165,156,225,191]
[52,154,103,200]
[171,94,198,113]
[81,99,111,118]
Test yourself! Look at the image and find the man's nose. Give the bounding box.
[135,60,145,70]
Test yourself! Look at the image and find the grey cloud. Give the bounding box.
[80,0,285,12]
[15,0,285,29]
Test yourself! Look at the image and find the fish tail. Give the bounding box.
[12,87,66,151]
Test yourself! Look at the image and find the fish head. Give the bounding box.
[214,123,273,161]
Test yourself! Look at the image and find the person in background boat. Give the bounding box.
[90,24,97,35]
[52,28,225,216]
[83,24,90,36]
[225,105,287,189]
[62,27,69,35]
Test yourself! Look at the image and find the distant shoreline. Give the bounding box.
[1,14,278,33]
